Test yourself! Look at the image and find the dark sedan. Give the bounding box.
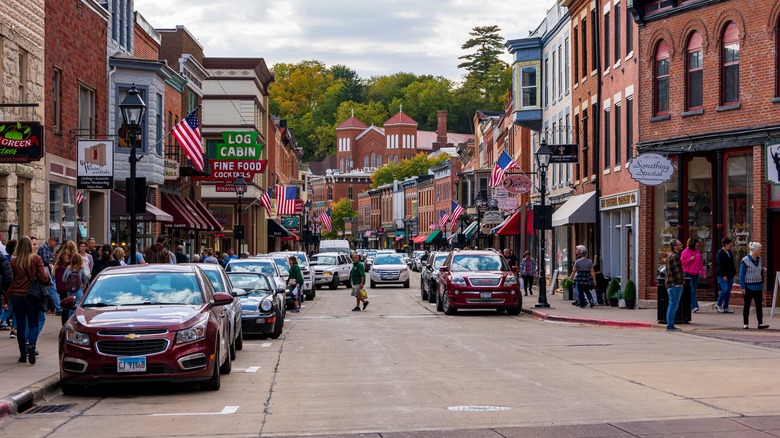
[58,264,235,394]
[227,272,285,339]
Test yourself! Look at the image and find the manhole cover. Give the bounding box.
[25,404,76,414]
[447,405,511,412]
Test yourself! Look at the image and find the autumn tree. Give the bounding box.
[371,153,450,188]
[319,197,357,240]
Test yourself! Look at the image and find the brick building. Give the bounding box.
[357,191,371,248]
[413,177,435,249]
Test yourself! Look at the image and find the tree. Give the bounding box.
[320,198,356,240]
[371,153,449,188]
[457,26,508,108]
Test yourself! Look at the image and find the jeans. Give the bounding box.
[0,302,13,327]
[743,288,764,326]
[10,295,40,355]
[666,285,683,329]
[717,276,734,309]
[576,283,591,307]
[687,274,699,309]
[521,275,534,294]
[48,285,62,312]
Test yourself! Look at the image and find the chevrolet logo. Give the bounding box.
[124,334,140,339]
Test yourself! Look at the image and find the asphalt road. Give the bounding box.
[3,272,780,437]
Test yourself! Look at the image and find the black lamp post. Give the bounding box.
[459,213,468,248]
[119,85,146,265]
[474,193,485,249]
[304,199,312,254]
[233,176,247,256]
[535,138,553,308]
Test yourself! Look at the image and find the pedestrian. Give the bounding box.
[715,237,737,314]
[504,248,518,268]
[191,254,201,263]
[664,239,685,332]
[681,238,706,313]
[349,253,367,311]
[145,236,171,264]
[37,235,62,316]
[519,250,538,296]
[53,241,78,315]
[61,251,90,324]
[78,240,94,272]
[569,245,596,308]
[288,256,304,313]
[91,244,115,278]
[174,245,189,264]
[86,237,100,262]
[226,249,237,263]
[0,240,16,334]
[113,247,127,266]
[218,253,227,267]
[739,242,769,330]
[202,248,219,264]
[4,236,52,364]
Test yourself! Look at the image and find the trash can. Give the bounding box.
[657,269,692,324]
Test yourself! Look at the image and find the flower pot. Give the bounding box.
[624,299,636,309]
[609,298,619,307]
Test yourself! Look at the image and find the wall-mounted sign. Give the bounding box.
[628,153,675,186]
[77,140,114,189]
[282,215,300,232]
[164,158,179,180]
[502,174,533,194]
[548,144,579,164]
[600,191,639,211]
[215,132,264,160]
[0,121,44,163]
[767,143,780,185]
[197,131,267,181]
[482,210,503,225]
[206,159,267,181]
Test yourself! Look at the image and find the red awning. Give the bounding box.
[496,211,522,236]
[395,235,403,241]
[282,233,301,241]
[162,193,207,230]
[526,209,534,236]
[412,234,428,244]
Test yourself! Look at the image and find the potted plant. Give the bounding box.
[623,280,637,309]
[561,277,574,300]
[606,278,621,307]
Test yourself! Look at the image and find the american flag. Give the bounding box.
[450,200,464,229]
[76,191,84,205]
[428,222,436,230]
[171,106,204,171]
[276,185,298,215]
[438,210,450,229]
[259,189,272,216]
[489,150,520,187]
[320,209,332,232]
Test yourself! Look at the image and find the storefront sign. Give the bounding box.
[498,197,518,211]
[548,144,579,164]
[0,121,44,163]
[600,191,639,211]
[502,175,533,194]
[294,199,304,213]
[494,188,509,198]
[206,159,267,181]
[77,140,114,189]
[482,210,503,225]
[767,143,780,185]
[628,153,674,186]
[282,216,300,232]
[163,158,179,180]
[215,132,264,160]
[215,183,236,192]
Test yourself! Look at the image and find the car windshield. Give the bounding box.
[82,273,204,306]
[367,252,376,257]
[450,254,509,272]
[433,255,448,269]
[202,269,226,293]
[270,258,290,276]
[374,256,404,265]
[227,273,273,294]
[311,255,337,265]
[226,261,277,276]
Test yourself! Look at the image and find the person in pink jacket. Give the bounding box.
[681,238,706,313]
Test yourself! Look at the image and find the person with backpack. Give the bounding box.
[53,241,77,313]
[61,252,90,324]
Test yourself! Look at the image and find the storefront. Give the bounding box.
[600,191,639,286]
[550,191,596,277]
[109,191,173,251]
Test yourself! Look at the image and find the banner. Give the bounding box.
[77,140,114,189]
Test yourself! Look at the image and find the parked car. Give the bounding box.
[58,264,234,394]
[436,250,522,315]
[270,251,315,299]
[421,252,448,302]
[310,252,353,289]
[320,239,351,255]
[411,250,426,271]
[365,251,377,270]
[191,263,245,359]
[225,258,294,309]
[227,272,284,339]
[370,253,410,288]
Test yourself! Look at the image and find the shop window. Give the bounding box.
[725,152,753,268]
[555,226,571,276]
[686,32,704,110]
[49,183,79,242]
[653,158,680,277]
[721,23,740,105]
[687,157,714,275]
[654,40,670,116]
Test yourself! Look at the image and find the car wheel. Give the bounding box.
[435,289,444,312]
[345,279,352,288]
[370,280,376,288]
[229,336,237,361]
[61,381,82,396]
[329,275,339,290]
[200,345,222,391]
[270,307,284,339]
[443,293,457,315]
[427,284,436,303]
[220,341,233,374]
[235,329,244,351]
[421,284,428,301]
[507,296,523,315]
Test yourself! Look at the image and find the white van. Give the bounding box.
[319,240,351,254]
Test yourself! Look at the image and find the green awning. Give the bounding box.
[396,231,405,237]
[463,221,479,239]
[424,230,443,244]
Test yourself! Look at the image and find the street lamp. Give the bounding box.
[474,193,485,249]
[304,199,312,254]
[233,176,247,256]
[119,84,146,265]
[535,138,553,308]
[459,213,468,248]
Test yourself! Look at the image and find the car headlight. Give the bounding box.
[176,320,208,344]
[259,298,273,312]
[504,276,518,286]
[323,271,332,276]
[401,268,408,273]
[451,276,466,286]
[65,324,91,347]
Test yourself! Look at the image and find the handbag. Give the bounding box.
[26,270,50,311]
[287,278,297,287]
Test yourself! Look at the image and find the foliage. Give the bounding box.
[370,154,450,188]
[623,280,637,301]
[606,278,621,300]
[457,25,509,108]
[319,198,357,240]
[561,278,573,289]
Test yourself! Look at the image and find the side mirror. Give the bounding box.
[439,266,449,272]
[511,266,519,273]
[231,288,247,297]
[61,295,78,310]
[212,292,234,306]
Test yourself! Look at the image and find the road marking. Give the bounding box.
[151,406,239,416]
[261,342,272,347]
[245,366,260,373]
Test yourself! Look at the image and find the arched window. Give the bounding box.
[371,152,376,168]
[364,156,369,169]
[721,22,740,105]
[387,154,392,164]
[686,32,703,110]
[394,154,399,163]
[403,155,407,160]
[377,155,382,166]
[654,40,670,116]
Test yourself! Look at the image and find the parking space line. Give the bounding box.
[150,406,239,416]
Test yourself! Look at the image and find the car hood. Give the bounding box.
[372,264,407,270]
[74,306,204,330]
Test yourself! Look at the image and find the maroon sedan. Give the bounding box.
[58,264,234,394]
[436,250,522,315]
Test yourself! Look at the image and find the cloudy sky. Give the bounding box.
[133,0,551,81]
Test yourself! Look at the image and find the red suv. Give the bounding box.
[436,250,522,315]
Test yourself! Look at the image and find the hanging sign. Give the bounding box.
[628,153,674,186]
[498,197,518,211]
[548,144,579,164]
[164,158,179,180]
[77,140,114,189]
[502,175,533,194]
[0,121,44,163]
[482,210,503,225]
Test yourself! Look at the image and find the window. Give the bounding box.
[777,19,780,97]
[604,108,611,169]
[626,7,633,56]
[377,155,382,166]
[686,32,704,110]
[544,58,549,107]
[574,115,580,180]
[514,62,539,109]
[645,0,673,15]
[327,186,333,201]
[614,4,621,62]
[53,68,62,132]
[615,104,621,164]
[565,38,570,91]
[573,28,579,83]
[364,156,369,168]
[582,109,589,176]
[348,187,354,200]
[371,152,376,168]
[558,46,563,97]
[340,158,345,172]
[18,49,28,102]
[156,93,163,155]
[604,12,610,69]
[721,23,740,105]
[591,10,598,71]
[654,40,670,115]
[78,85,96,137]
[581,21,588,77]
[626,98,633,159]
[565,114,571,180]
[552,52,556,100]
[49,183,78,243]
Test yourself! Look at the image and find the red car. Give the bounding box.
[436,250,522,315]
[58,264,235,394]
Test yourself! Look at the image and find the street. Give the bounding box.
[2,273,780,437]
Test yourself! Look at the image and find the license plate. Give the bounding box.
[255,318,265,324]
[381,276,397,281]
[480,291,492,299]
[117,356,146,373]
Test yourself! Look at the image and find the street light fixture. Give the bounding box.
[534,138,553,308]
[304,199,312,254]
[119,84,146,265]
[233,176,247,256]
[474,193,485,249]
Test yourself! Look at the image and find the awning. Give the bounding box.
[110,191,173,223]
[424,230,443,244]
[447,228,460,243]
[395,235,403,241]
[192,198,222,231]
[463,221,479,239]
[267,219,293,238]
[282,233,300,241]
[412,234,429,244]
[551,192,597,227]
[493,211,522,236]
[162,193,207,230]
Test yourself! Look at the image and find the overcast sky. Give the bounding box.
[133,0,550,82]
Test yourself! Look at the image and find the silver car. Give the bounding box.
[225,258,296,309]
[191,263,245,359]
[370,254,410,288]
[270,251,315,299]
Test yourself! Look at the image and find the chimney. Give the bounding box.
[434,110,448,152]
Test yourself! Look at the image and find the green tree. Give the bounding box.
[371,153,449,188]
[334,100,389,127]
[363,72,420,109]
[320,198,357,240]
[390,76,455,130]
[457,25,508,108]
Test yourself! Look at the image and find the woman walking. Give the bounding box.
[53,241,77,310]
[3,236,52,364]
[681,238,706,313]
[519,251,538,296]
[78,240,94,272]
[61,252,90,324]
[739,242,769,330]
[569,245,597,308]
[287,256,304,313]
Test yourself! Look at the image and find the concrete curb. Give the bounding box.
[0,373,60,423]
[522,308,656,329]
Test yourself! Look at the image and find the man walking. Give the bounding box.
[145,236,171,264]
[174,245,189,264]
[715,237,737,313]
[665,239,685,332]
[350,253,367,311]
[37,236,61,315]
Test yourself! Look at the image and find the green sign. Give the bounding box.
[282,216,300,231]
[213,131,264,160]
